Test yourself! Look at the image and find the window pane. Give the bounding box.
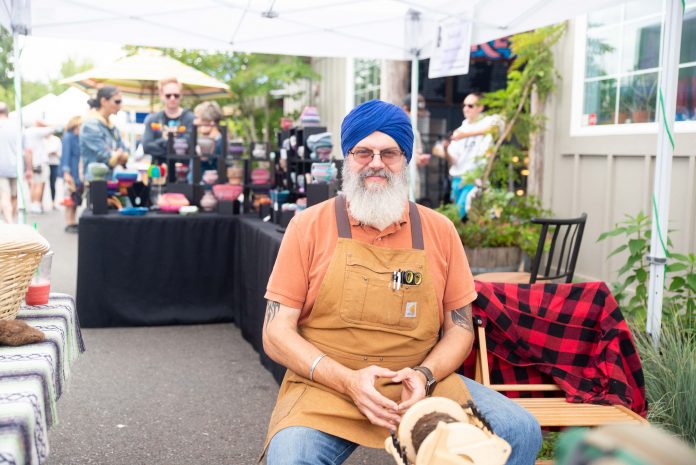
[586,28,620,77]
[681,8,696,64]
[677,66,696,121]
[618,72,658,124]
[622,18,661,71]
[624,0,661,21]
[588,6,622,28]
[583,79,617,125]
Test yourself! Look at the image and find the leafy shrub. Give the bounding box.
[437,189,549,256]
[598,211,696,331]
[633,320,696,445]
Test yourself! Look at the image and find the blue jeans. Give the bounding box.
[450,177,476,219]
[266,376,542,465]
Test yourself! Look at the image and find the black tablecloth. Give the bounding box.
[77,210,287,382]
[77,210,238,327]
[232,216,286,384]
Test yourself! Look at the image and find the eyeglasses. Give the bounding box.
[463,103,478,109]
[165,93,181,100]
[113,99,122,104]
[349,148,404,165]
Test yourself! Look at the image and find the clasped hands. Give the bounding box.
[345,365,428,431]
[108,149,129,168]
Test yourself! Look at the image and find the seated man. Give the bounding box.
[262,99,541,465]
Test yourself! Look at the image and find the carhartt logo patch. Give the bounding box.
[404,302,417,318]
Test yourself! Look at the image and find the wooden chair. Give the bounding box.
[476,213,588,284]
[473,319,648,428]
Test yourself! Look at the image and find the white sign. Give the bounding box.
[428,16,473,79]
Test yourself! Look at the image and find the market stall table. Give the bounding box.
[231,215,286,384]
[76,210,238,327]
[0,293,85,465]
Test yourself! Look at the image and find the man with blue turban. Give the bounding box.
[261,100,541,465]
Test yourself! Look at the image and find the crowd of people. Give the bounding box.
[0,76,228,232]
[0,81,497,235]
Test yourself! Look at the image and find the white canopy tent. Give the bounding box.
[0,0,684,343]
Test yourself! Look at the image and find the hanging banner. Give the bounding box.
[428,16,473,79]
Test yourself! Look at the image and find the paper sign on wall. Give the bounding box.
[428,16,473,79]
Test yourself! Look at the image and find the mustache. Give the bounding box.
[359,168,389,179]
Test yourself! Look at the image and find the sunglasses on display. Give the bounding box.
[349,148,404,165]
[165,93,181,99]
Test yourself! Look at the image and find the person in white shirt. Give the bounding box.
[46,133,62,209]
[0,102,26,223]
[24,121,54,214]
[437,92,503,219]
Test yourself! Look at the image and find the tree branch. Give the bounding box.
[482,75,536,183]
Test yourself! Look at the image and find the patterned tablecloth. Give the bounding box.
[0,293,85,465]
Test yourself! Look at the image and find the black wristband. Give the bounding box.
[413,366,436,396]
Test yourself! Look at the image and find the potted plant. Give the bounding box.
[437,190,549,273]
[619,74,658,124]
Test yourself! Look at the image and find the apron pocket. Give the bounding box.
[341,262,411,328]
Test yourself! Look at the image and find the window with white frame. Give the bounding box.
[574,0,696,131]
[353,59,381,106]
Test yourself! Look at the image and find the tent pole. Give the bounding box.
[13,30,26,225]
[646,0,684,347]
[406,8,422,203]
[409,55,419,202]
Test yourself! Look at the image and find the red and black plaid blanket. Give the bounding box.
[462,281,647,417]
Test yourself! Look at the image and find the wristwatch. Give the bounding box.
[413,366,436,397]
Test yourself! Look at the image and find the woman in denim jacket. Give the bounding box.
[79,86,128,181]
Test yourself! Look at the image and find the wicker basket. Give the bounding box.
[0,224,50,320]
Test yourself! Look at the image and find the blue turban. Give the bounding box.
[340,99,414,162]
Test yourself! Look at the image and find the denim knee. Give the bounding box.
[266,426,357,465]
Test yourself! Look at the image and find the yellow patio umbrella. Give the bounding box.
[61,49,230,101]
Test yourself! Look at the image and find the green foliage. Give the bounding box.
[436,189,549,256]
[538,432,561,461]
[598,212,696,332]
[0,29,13,90]
[482,24,566,183]
[633,320,696,445]
[124,46,319,143]
[597,212,652,323]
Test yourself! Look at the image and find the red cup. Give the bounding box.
[25,281,51,306]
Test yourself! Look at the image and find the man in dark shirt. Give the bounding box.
[141,77,195,162]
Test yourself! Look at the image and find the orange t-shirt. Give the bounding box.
[265,198,477,324]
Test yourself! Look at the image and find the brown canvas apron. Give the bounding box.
[263,196,471,453]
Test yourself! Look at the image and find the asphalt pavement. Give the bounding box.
[24,200,390,465]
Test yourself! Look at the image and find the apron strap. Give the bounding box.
[335,195,424,250]
[335,195,352,239]
[409,202,424,250]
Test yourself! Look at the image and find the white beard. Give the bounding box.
[341,161,410,231]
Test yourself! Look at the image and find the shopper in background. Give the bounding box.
[193,101,224,172]
[435,92,503,219]
[46,130,63,210]
[61,115,82,233]
[0,102,25,223]
[80,86,128,181]
[142,77,195,163]
[24,120,54,214]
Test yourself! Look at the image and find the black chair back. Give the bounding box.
[529,213,587,283]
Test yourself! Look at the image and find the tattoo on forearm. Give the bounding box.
[452,304,473,333]
[264,300,280,330]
